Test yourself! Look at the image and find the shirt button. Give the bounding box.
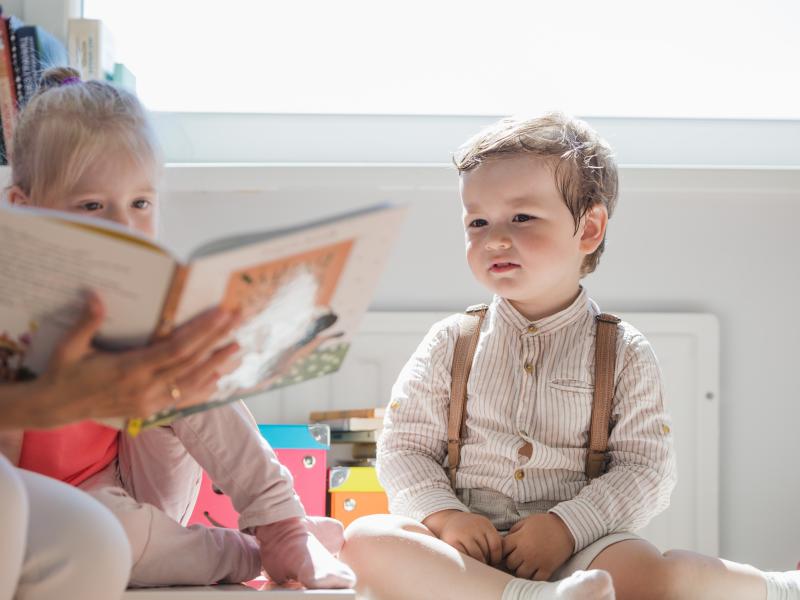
[662,424,671,434]
[514,469,525,480]
[527,324,538,333]
[390,400,401,410]
[523,362,533,374]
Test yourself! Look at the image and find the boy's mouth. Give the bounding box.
[489,262,520,273]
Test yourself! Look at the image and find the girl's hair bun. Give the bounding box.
[37,66,82,95]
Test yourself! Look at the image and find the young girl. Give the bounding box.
[6,67,355,589]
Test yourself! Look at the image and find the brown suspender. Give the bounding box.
[446,307,620,486]
[585,313,623,478]
[447,304,489,487]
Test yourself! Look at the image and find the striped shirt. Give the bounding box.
[377,288,677,552]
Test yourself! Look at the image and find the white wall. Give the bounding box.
[161,164,800,571]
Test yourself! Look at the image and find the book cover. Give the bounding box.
[312,417,384,432]
[67,18,114,81]
[14,25,69,106]
[309,407,385,421]
[330,430,382,443]
[0,16,18,156]
[0,202,406,433]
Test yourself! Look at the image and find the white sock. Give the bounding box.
[501,570,614,600]
[765,571,800,600]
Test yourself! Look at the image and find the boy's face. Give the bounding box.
[460,154,606,320]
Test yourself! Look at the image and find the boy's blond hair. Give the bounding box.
[453,112,618,276]
[10,66,161,204]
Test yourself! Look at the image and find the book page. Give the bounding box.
[167,204,406,409]
[0,207,176,376]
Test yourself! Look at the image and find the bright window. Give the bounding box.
[85,0,799,119]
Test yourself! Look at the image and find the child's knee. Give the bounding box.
[344,513,421,542]
[88,486,152,563]
[644,550,699,599]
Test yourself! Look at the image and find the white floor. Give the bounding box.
[123,583,356,599]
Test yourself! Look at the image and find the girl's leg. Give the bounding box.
[87,484,261,587]
[341,514,615,600]
[15,468,131,600]
[125,402,354,588]
[589,539,769,600]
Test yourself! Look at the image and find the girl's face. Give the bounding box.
[11,151,160,240]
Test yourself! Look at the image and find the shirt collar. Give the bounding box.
[493,287,593,336]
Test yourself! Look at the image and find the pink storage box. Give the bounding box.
[188,424,330,528]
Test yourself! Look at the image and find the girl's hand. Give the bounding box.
[502,513,575,581]
[423,509,503,566]
[28,293,242,428]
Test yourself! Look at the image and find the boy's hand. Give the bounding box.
[502,513,574,580]
[423,509,503,566]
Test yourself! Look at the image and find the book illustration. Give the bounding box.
[215,239,352,398]
[0,326,36,382]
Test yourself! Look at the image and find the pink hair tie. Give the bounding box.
[61,77,81,86]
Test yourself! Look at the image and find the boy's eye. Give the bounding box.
[512,214,534,222]
[132,199,151,209]
[80,201,103,211]
[468,218,488,228]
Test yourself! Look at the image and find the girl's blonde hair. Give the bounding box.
[454,112,618,276]
[11,66,162,204]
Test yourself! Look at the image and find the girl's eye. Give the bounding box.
[132,199,151,209]
[513,214,534,222]
[468,218,488,228]
[80,201,103,211]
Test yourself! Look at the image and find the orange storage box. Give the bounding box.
[328,466,389,528]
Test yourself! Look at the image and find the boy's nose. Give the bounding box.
[486,232,512,251]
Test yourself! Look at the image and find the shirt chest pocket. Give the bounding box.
[539,379,594,447]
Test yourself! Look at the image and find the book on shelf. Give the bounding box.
[0,201,407,434]
[313,416,384,432]
[330,430,382,443]
[0,13,19,158]
[13,24,69,106]
[351,442,377,459]
[67,18,115,81]
[309,407,385,421]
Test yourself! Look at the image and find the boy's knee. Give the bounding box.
[344,513,420,542]
[653,550,698,597]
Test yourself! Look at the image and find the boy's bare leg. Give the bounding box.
[590,539,769,600]
[341,514,615,600]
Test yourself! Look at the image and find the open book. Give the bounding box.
[0,201,406,434]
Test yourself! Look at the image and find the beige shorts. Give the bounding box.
[456,488,641,581]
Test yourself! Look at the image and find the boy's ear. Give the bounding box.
[6,186,31,206]
[579,204,608,255]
